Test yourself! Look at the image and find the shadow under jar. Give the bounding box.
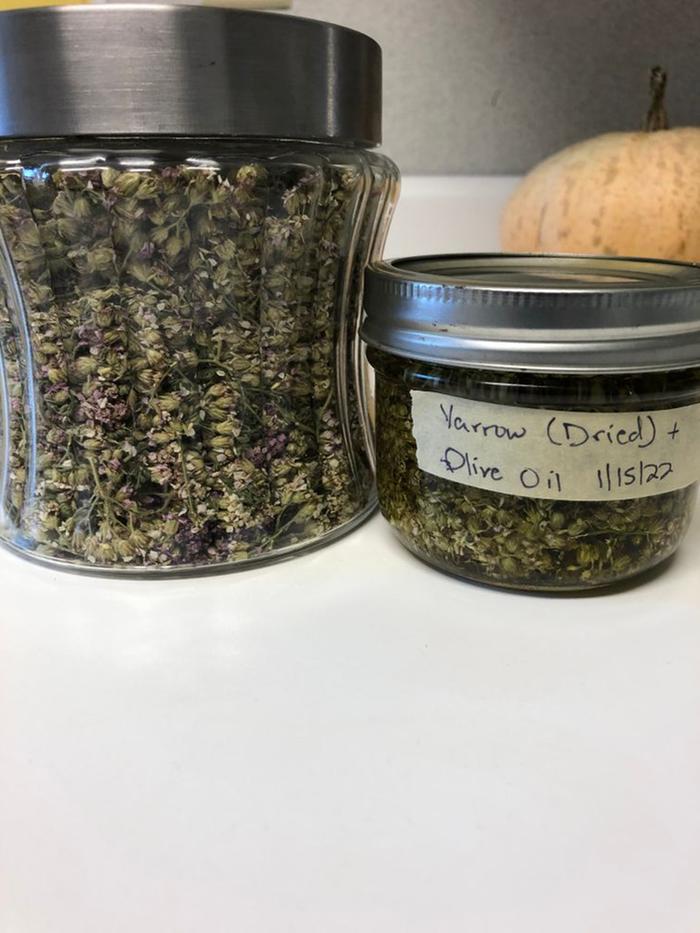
[363,255,700,592]
[0,5,399,573]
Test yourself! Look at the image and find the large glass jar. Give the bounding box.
[363,255,700,592]
[0,6,399,573]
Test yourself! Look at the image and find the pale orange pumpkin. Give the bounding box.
[501,69,700,262]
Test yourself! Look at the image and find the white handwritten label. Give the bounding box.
[410,390,700,501]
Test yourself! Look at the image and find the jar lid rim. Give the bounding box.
[0,4,381,146]
[362,253,700,373]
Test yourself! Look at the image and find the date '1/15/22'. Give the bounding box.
[410,390,700,502]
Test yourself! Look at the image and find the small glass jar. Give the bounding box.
[363,255,700,591]
[0,5,399,573]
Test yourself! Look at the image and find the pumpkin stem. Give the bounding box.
[644,66,669,131]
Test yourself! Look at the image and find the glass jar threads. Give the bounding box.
[0,5,399,573]
[363,255,700,591]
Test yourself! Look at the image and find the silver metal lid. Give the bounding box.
[362,254,700,373]
[0,4,381,145]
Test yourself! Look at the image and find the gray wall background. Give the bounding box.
[288,0,700,174]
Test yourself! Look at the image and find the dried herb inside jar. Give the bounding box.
[0,152,383,568]
[370,349,700,590]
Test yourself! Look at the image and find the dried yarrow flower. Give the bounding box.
[0,143,397,569]
[370,349,700,590]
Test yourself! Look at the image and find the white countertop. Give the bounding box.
[2,178,699,932]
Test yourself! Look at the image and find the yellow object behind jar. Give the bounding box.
[0,0,89,7]
[0,0,289,7]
